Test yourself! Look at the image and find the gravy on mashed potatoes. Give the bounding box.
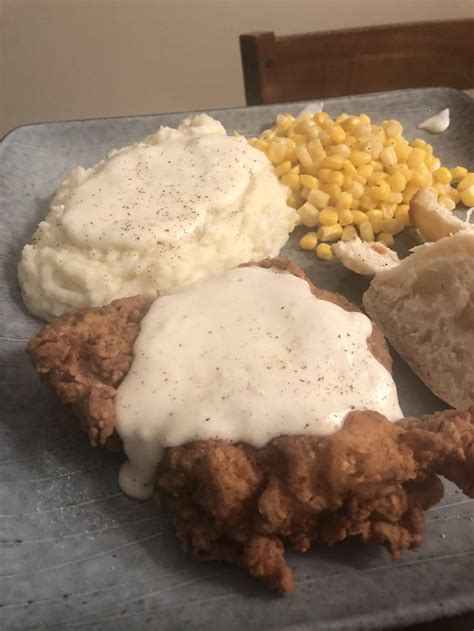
[19,115,297,320]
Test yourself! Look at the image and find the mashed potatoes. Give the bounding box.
[19,115,297,320]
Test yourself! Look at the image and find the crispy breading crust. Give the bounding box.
[157,409,474,593]
[27,294,154,446]
[26,259,474,593]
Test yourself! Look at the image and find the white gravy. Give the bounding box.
[59,124,269,251]
[418,108,450,134]
[115,266,402,499]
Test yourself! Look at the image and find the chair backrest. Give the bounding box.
[240,20,474,105]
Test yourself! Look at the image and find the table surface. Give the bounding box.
[1,87,473,631]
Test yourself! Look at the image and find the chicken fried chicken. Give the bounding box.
[157,409,473,593]
[26,260,474,593]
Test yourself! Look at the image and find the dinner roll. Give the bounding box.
[363,231,474,410]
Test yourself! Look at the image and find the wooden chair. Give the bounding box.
[239,20,474,105]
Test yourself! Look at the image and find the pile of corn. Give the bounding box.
[249,112,474,260]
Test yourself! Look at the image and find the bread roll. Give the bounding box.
[363,232,474,410]
[332,237,399,276]
[409,187,470,242]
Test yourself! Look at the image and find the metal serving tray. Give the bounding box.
[1,87,473,630]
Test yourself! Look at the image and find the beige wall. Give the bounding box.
[1,0,473,137]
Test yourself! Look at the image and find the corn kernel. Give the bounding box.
[460,185,474,207]
[368,171,386,185]
[319,208,339,226]
[328,171,344,186]
[318,130,332,147]
[391,163,412,180]
[363,138,383,160]
[458,173,474,192]
[308,189,330,210]
[307,139,326,162]
[411,138,427,149]
[407,147,426,168]
[262,129,275,141]
[359,221,374,242]
[336,192,353,210]
[328,144,351,158]
[318,168,331,183]
[292,133,306,146]
[316,243,333,259]
[301,164,319,176]
[435,167,452,185]
[337,209,353,226]
[349,181,364,199]
[329,124,346,143]
[335,113,350,124]
[380,203,396,218]
[388,192,403,204]
[373,161,385,173]
[376,232,395,247]
[360,192,377,211]
[295,116,313,134]
[354,174,367,186]
[280,172,300,191]
[450,166,468,181]
[371,180,391,202]
[341,225,358,241]
[411,172,430,188]
[327,183,342,201]
[287,192,303,208]
[358,164,374,179]
[387,172,406,193]
[314,112,330,125]
[343,161,358,179]
[295,144,314,168]
[320,116,335,130]
[434,182,450,196]
[394,204,410,225]
[274,160,292,177]
[318,224,343,242]
[439,196,456,211]
[350,151,371,167]
[299,231,318,250]
[275,112,293,130]
[267,141,287,164]
[448,188,461,203]
[345,134,357,148]
[402,183,418,203]
[252,139,269,152]
[424,153,437,169]
[300,174,319,190]
[432,158,442,172]
[350,198,360,210]
[351,210,367,225]
[299,202,320,227]
[300,187,309,200]
[394,141,411,162]
[383,119,403,138]
[380,146,398,169]
[383,218,405,234]
[321,155,344,170]
[342,175,354,191]
[366,208,384,231]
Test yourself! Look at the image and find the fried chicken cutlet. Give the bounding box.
[27,259,474,593]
